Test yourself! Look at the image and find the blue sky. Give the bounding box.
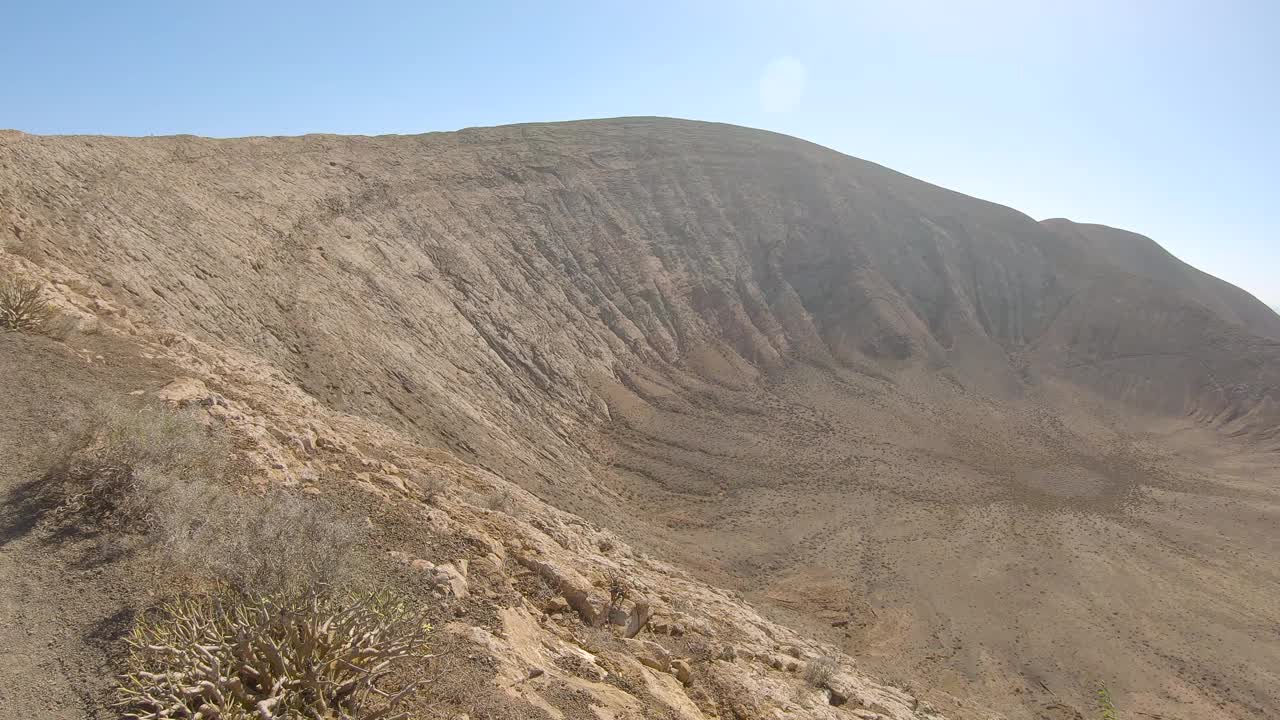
[4,1,1277,307]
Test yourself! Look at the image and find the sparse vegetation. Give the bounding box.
[0,275,50,332]
[607,570,627,608]
[43,399,405,718]
[49,399,363,595]
[163,483,363,597]
[419,473,450,503]
[803,655,839,689]
[483,486,517,514]
[40,311,82,341]
[1097,686,1118,720]
[53,400,231,531]
[116,589,431,720]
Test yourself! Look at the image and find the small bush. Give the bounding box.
[159,484,362,597]
[40,311,82,341]
[0,275,50,332]
[607,571,627,608]
[116,589,431,720]
[55,401,231,531]
[803,656,839,689]
[52,400,362,595]
[419,474,449,504]
[483,487,516,514]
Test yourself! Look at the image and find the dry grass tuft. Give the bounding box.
[51,400,362,595]
[54,401,231,531]
[161,483,363,597]
[116,589,431,720]
[483,487,517,514]
[802,656,839,689]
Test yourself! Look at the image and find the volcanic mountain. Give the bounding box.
[1,118,1277,719]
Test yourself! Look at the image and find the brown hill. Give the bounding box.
[1,117,1277,719]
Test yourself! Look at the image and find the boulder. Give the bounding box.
[670,658,692,686]
[516,554,610,626]
[435,563,469,598]
[624,638,671,673]
[608,598,654,638]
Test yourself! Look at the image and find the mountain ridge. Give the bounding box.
[1,117,1277,720]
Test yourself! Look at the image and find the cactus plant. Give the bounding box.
[116,589,431,720]
[0,275,49,332]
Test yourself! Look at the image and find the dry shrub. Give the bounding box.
[159,483,363,597]
[607,571,627,608]
[483,487,516,514]
[803,655,839,689]
[53,400,362,594]
[418,474,449,504]
[49,400,399,718]
[55,401,231,531]
[116,589,431,720]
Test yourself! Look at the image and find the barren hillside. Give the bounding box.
[1,118,1277,720]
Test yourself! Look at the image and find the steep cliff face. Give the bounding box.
[2,118,1278,720]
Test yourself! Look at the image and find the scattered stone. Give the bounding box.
[624,638,671,673]
[435,563,469,598]
[650,617,686,636]
[670,658,692,686]
[827,686,848,707]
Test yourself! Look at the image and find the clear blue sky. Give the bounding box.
[5,1,1277,307]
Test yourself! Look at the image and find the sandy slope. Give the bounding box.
[1,117,1277,719]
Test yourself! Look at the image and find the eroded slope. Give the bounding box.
[2,118,1278,719]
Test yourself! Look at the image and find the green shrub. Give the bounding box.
[116,589,431,720]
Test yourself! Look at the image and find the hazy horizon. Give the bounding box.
[4,1,1276,307]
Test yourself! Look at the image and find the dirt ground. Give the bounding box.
[0,332,182,718]
[592,363,1280,719]
[0,331,561,720]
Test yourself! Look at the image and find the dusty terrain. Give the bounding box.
[1,117,1277,719]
